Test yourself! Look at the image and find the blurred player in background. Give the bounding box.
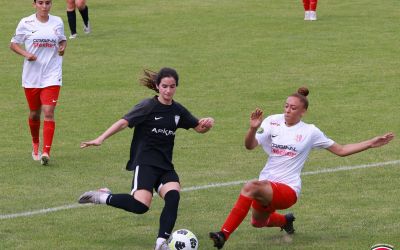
[209,87,394,249]
[78,68,214,250]
[10,0,67,165]
[303,0,318,21]
[66,0,90,39]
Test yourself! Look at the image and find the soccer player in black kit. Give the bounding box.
[78,67,214,250]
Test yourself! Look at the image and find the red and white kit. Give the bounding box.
[11,14,66,88]
[256,114,335,197]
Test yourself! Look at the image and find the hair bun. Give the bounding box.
[297,86,309,97]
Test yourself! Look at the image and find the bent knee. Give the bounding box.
[76,0,87,10]
[136,205,149,214]
[242,181,263,196]
[164,190,180,204]
[131,197,149,214]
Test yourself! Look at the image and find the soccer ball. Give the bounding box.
[167,229,198,250]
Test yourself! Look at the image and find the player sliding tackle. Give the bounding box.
[209,87,394,249]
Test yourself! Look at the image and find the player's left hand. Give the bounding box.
[199,117,214,129]
[370,132,395,148]
[58,41,66,56]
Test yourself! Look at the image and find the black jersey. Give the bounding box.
[123,96,199,171]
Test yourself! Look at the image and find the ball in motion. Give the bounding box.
[167,229,198,250]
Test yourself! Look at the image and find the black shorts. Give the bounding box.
[130,165,180,195]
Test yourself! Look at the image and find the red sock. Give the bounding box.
[265,212,286,227]
[303,0,311,11]
[220,194,253,240]
[310,0,318,11]
[28,118,40,144]
[43,120,55,155]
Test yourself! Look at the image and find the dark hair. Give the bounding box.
[290,86,309,109]
[140,67,179,93]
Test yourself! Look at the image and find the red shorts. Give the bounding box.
[24,86,61,111]
[251,182,297,213]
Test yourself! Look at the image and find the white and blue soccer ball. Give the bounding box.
[167,229,198,250]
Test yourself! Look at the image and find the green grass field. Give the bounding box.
[1,0,399,249]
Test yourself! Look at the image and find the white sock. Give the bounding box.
[98,193,110,204]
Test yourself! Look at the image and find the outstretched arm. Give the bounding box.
[327,132,394,157]
[245,108,263,150]
[80,119,129,148]
[194,117,214,133]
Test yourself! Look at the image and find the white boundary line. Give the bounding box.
[1,160,399,220]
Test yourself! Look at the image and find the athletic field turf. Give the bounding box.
[1,0,399,249]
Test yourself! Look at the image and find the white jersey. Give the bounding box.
[11,14,66,88]
[255,114,335,197]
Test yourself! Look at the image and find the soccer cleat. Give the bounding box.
[69,33,77,39]
[309,11,317,21]
[40,153,49,165]
[281,213,296,234]
[32,151,41,161]
[304,11,311,20]
[154,240,170,250]
[209,231,226,249]
[78,188,111,204]
[32,143,41,161]
[83,22,91,34]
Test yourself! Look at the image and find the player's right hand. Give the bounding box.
[250,108,263,129]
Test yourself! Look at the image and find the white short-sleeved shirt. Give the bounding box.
[11,14,66,88]
[255,114,335,197]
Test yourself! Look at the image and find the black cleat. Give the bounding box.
[209,231,226,249]
[281,213,296,234]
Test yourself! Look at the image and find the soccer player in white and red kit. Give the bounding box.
[209,87,394,249]
[10,0,67,165]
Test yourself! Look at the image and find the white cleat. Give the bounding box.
[78,188,111,204]
[154,240,170,250]
[69,33,77,39]
[40,153,49,165]
[304,11,311,20]
[83,22,91,34]
[32,143,41,161]
[309,11,317,21]
[32,151,41,161]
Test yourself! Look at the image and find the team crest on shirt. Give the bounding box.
[295,134,303,142]
[175,115,180,125]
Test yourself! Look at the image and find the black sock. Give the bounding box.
[67,10,77,34]
[158,190,180,239]
[79,6,89,26]
[106,194,149,214]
